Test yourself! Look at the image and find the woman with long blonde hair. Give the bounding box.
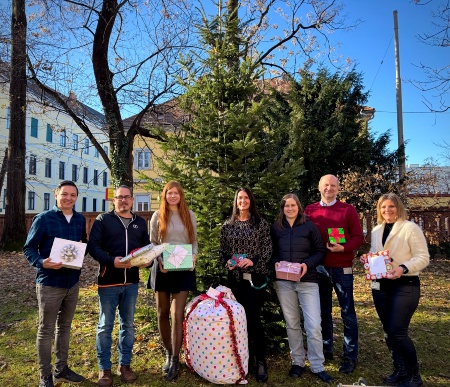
[147,181,198,381]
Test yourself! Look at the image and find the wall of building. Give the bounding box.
[0,81,110,213]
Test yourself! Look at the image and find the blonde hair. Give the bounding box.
[376,193,407,224]
[158,181,195,243]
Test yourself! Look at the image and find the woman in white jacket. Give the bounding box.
[370,193,429,387]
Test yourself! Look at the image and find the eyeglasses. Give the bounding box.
[114,195,132,201]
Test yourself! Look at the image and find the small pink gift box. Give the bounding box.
[276,261,302,282]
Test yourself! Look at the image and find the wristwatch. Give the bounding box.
[399,264,409,274]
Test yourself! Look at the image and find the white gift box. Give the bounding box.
[49,238,87,270]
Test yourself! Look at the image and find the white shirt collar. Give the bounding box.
[320,199,337,207]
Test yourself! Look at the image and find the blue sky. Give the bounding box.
[334,0,449,166]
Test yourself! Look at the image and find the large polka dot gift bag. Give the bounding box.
[183,285,249,384]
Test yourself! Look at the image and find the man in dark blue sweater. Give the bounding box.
[23,180,87,387]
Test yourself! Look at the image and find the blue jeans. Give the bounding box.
[275,280,325,373]
[96,284,139,370]
[318,266,358,360]
[36,283,80,377]
[372,277,420,370]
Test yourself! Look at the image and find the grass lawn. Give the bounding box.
[0,252,449,386]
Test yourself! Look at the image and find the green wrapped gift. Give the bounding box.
[163,244,193,271]
[328,228,346,244]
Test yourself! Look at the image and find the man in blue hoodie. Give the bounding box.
[23,180,87,387]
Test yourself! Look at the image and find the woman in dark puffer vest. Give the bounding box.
[271,193,332,383]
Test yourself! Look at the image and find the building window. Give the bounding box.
[44,193,50,211]
[84,138,89,155]
[93,198,97,212]
[45,158,52,178]
[94,147,99,158]
[30,117,38,138]
[83,167,88,184]
[82,197,87,212]
[29,154,37,175]
[102,199,106,212]
[72,164,78,182]
[60,130,66,147]
[103,171,108,187]
[28,191,35,210]
[103,145,109,155]
[46,124,53,142]
[134,194,150,211]
[59,161,65,180]
[72,134,78,150]
[93,169,98,185]
[135,150,151,170]
[6,107,10,129]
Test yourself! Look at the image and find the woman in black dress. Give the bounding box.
[219,187,272,383]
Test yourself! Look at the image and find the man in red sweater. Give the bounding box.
[304,174,364,374]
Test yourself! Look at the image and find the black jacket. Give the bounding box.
[88,210,150,286]
[271,217,326,283]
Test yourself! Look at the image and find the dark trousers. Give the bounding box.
[318,267,358,360]
[228,273,267,364]
[372,276,420,370]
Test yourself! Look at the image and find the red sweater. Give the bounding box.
[304,201,364,268]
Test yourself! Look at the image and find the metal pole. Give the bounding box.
[394,10,406,178]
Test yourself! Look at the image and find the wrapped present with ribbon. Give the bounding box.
[328,227,346,244]
[163,244,193,271]
[229,253,246,267]
[276,261,302,282]
[49,238,87,270]
[360,249,392,280]
[120,243,168,267]
[184,285,248,384]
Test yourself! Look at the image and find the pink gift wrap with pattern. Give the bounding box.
[184,286,249,384]
[276,261,302,281]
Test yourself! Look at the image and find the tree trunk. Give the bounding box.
[92,0,133,187]
[1,0,28,249]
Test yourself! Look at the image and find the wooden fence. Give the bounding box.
[0,211,154,239]
[0,209,449,245]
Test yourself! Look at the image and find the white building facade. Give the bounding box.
[0,77,110,214]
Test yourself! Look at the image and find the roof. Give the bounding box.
[0,63,106,129]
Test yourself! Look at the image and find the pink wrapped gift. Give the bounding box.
[276,261,302,281]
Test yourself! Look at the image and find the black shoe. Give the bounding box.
[288,364,305,378]
[256,361,268,383]
[167,356,180,382]
[339,358,357,373]
[384,369,408,385]
[398,374,424,387]
[53,366,86,384]
[313,371,333,383]
[39,375,55,387]
[162,350,172,373]
[324,351,334,361]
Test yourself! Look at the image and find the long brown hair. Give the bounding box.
[158,181,195,243]
[230,187,261,225]
[275,193,307,228]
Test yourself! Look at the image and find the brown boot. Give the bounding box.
[98,369,113,387]
[117,365,137,383]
